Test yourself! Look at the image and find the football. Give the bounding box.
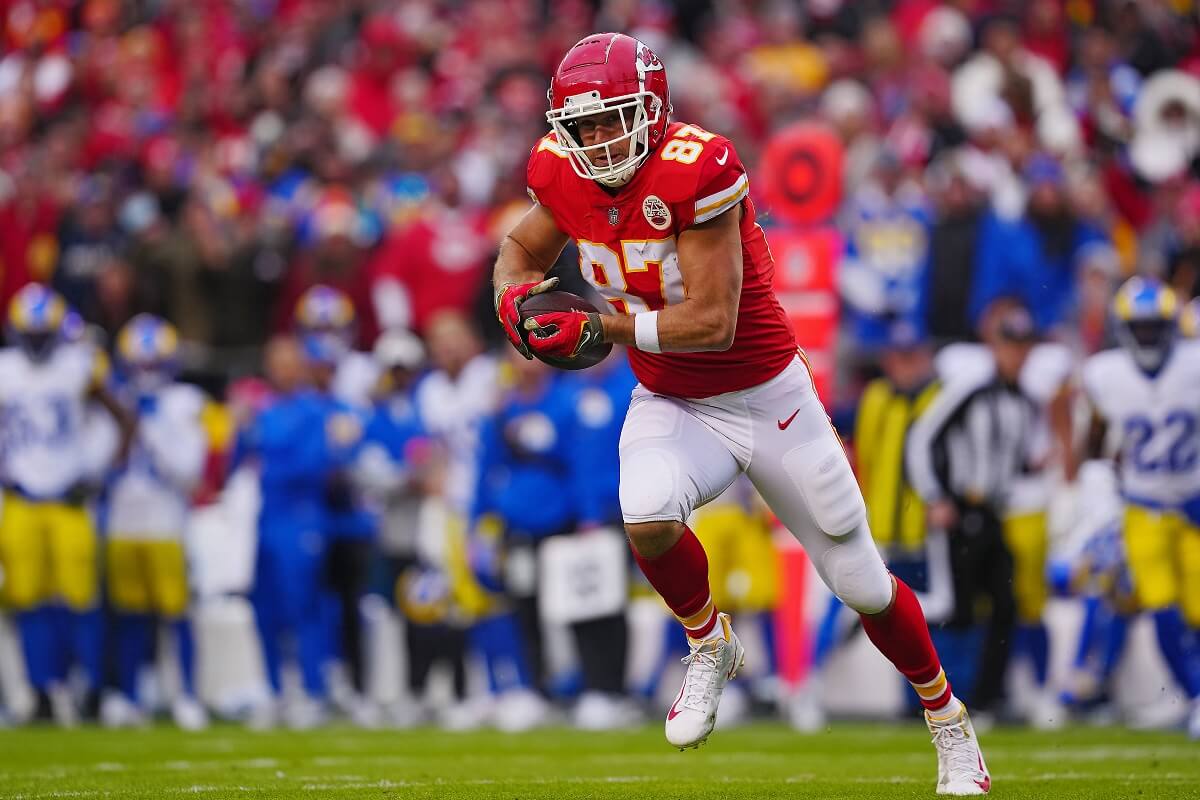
[519,290,613,370]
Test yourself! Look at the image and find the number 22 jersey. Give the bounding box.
[526,122,796,399]
[1081,339,1200,509]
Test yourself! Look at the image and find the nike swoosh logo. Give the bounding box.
[975,754,990,792]
[715,147,729,166]
[777,408,800,430]
[667,685,686,721]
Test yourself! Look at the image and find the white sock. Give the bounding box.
[926,694,965,724]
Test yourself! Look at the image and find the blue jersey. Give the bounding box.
[316,390,375,540]
[241,389,362,539]
[565,356,637,527]
[472,376,579,539]
[367,391,426,467]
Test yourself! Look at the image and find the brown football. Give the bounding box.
[518,290,613,370]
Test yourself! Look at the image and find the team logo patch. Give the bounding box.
[642,195,671,230]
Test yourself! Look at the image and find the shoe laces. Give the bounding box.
[678,640,723,712]
[930,720,979,776]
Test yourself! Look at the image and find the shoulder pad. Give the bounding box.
[527,133,570,203]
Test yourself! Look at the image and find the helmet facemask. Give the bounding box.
[14,330,60,363]
[547,91,662,188]
[1116,318,1176,372]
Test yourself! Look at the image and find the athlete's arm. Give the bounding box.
[1082,408,1108,462]
[599,205,742,352]
[91,384,137,463]
[493,204,571,358]
[1049,383,1077,480]
[493,203,570,290]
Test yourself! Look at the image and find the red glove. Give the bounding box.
[495,278,557,359]
[522,310,604,360]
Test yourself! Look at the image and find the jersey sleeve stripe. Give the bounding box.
[694,173,749,224]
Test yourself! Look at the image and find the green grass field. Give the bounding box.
[0,722,1195,799]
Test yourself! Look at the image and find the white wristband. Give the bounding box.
[634,311,662,353]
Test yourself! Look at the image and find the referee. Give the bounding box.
[906,302,1041,718]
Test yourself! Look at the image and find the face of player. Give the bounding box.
[992,338,1032,382]
[879,347,932,392]
[265,337,310,394]
[15,331,60,363]
[573,109,632,167]
[1120,319,1175,372]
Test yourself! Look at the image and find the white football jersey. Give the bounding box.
[1081,340,1200,508]
[0,342,107,499]
[106,383,208,539]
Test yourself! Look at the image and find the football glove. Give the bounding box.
[522,310,604,361]
[495,278,558,359]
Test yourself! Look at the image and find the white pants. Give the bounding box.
[619,357,893,614]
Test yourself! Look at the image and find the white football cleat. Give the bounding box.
[1188,698,1200,740]
[1027,687,1066,731]
[172,696,210,731]
[100,692,145,729]
[492,688,551,733]
[786,676,827,733]
[283,696,328,730]
[47,682,79,729]
[665,613,744,749]
[927,707,991,795]
[573,691,639,731]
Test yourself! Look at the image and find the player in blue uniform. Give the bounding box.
[239,336,363,728]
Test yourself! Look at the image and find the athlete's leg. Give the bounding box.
[619,388,741,639]
[619,387,743,748]
[1123,506,1200,697]
[1,496,53,693]
[1004,511,1050,688]
[741,362,950,706]
[742,357,988,794]
[250,538,284,694]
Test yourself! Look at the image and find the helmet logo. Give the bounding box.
[643,195,671,230]
[635,41,663,79]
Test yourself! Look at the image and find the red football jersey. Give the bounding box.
[527,121,796,398]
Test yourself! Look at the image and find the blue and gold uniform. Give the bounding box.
[105,315,208,718]
[1082,277,1200,713]
[0,285,113,701]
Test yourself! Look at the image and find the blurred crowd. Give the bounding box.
[1,0,1200,733]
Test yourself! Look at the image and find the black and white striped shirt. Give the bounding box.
[906,365,1038,509]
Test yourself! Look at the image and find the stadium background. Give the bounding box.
[0,0,1198,752]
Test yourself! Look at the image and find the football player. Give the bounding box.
[1079,276,1200,739]
[493,34,989,793]
[295,285,381,717]
[104,314,208,729]
[0,284,134,724]
[294,284,380,409]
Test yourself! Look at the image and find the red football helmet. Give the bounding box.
[547,33,672,187]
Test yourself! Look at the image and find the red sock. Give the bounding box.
[631,526,718,639]
[859,577,953,711]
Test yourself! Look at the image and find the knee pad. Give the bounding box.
[820,530,892,615]
[782,435,866,538]
[619,447,686,523]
